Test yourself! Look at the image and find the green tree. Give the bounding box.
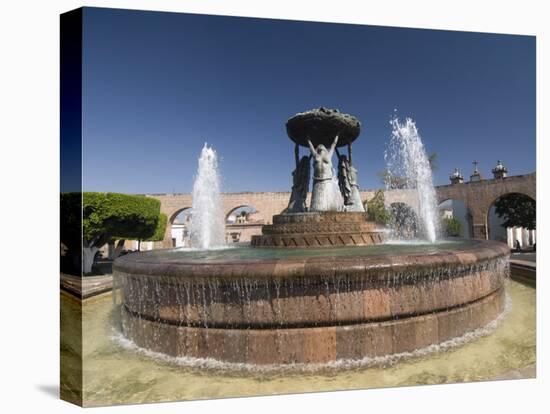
[365,190,391,224]
[494,193,536,230]
[110,212,168,257]
[61,192,164,274]
[428,152,438,171]
[442,217,461,237]
[145,213,167,242]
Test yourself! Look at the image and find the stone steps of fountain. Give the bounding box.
[251,232,385,247]
[272,212,369,224]
[252,212,386,247]
[261,222,381,235]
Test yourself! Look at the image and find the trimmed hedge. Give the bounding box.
[145,213,167,242]
[61,192,162,249]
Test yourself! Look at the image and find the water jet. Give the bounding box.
[189,143,225,249]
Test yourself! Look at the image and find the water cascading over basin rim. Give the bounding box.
[113,240,510,367]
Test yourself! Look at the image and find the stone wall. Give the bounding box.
[437,173,536,239]
[147,172,535,247]
[225,223,264,244]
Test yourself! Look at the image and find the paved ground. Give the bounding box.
[60,254,536,382]
[509,254,536,286]
[60,273,113,300]
[510,251,536,263]
[489,363,536,381]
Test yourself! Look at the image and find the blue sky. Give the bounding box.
[82,7,535,194]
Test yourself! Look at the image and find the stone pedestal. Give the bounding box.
[251,212,386,248]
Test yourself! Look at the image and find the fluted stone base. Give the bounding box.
[251,212,386,247]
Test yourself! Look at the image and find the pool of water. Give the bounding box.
[60,279,535,407]
[125,239,478,263]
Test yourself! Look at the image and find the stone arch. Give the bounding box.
[169,206,193,224]
[485,192,536,247]
[225,204,260,223]
[224,204,265,244]
[168,207,193,248]
[435,173,535,239]
[437,192,469,207]
[221,194,285,225]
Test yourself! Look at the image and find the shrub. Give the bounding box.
[442,217,461,237]
[365,190,391,225]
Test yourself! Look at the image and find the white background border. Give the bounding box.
[0,0,547,412]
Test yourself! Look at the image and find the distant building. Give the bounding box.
[171,223,190,247]
[492,160,508,179]
[488,211,535,249]
[440,208,453,219]
[470,160,483,182]
[449,168,464,184]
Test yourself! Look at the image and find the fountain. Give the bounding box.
[251,108,383,247]
[189,143,225,249]
[113,108,509,367]
[386,117,440,242]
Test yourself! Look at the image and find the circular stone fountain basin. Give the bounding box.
[113,240,509,366]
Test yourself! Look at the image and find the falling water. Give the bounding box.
[189,143,225,249]
[385,117,440,243]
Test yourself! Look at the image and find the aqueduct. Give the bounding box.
[436,172,536,239]
[148,172,535,248]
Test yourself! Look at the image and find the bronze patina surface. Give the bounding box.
[286,107,361,148]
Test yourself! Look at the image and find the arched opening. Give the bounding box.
[226,205,259,224]
[438,199,473,238]
[389,202,418,239]
[225,205,263,244]
[487,193,536,250]
[170,207,193,247]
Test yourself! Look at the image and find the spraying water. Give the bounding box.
[190,143,225,249]
[385,117,440,243]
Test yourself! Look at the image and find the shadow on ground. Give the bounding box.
[36,384,59,399]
